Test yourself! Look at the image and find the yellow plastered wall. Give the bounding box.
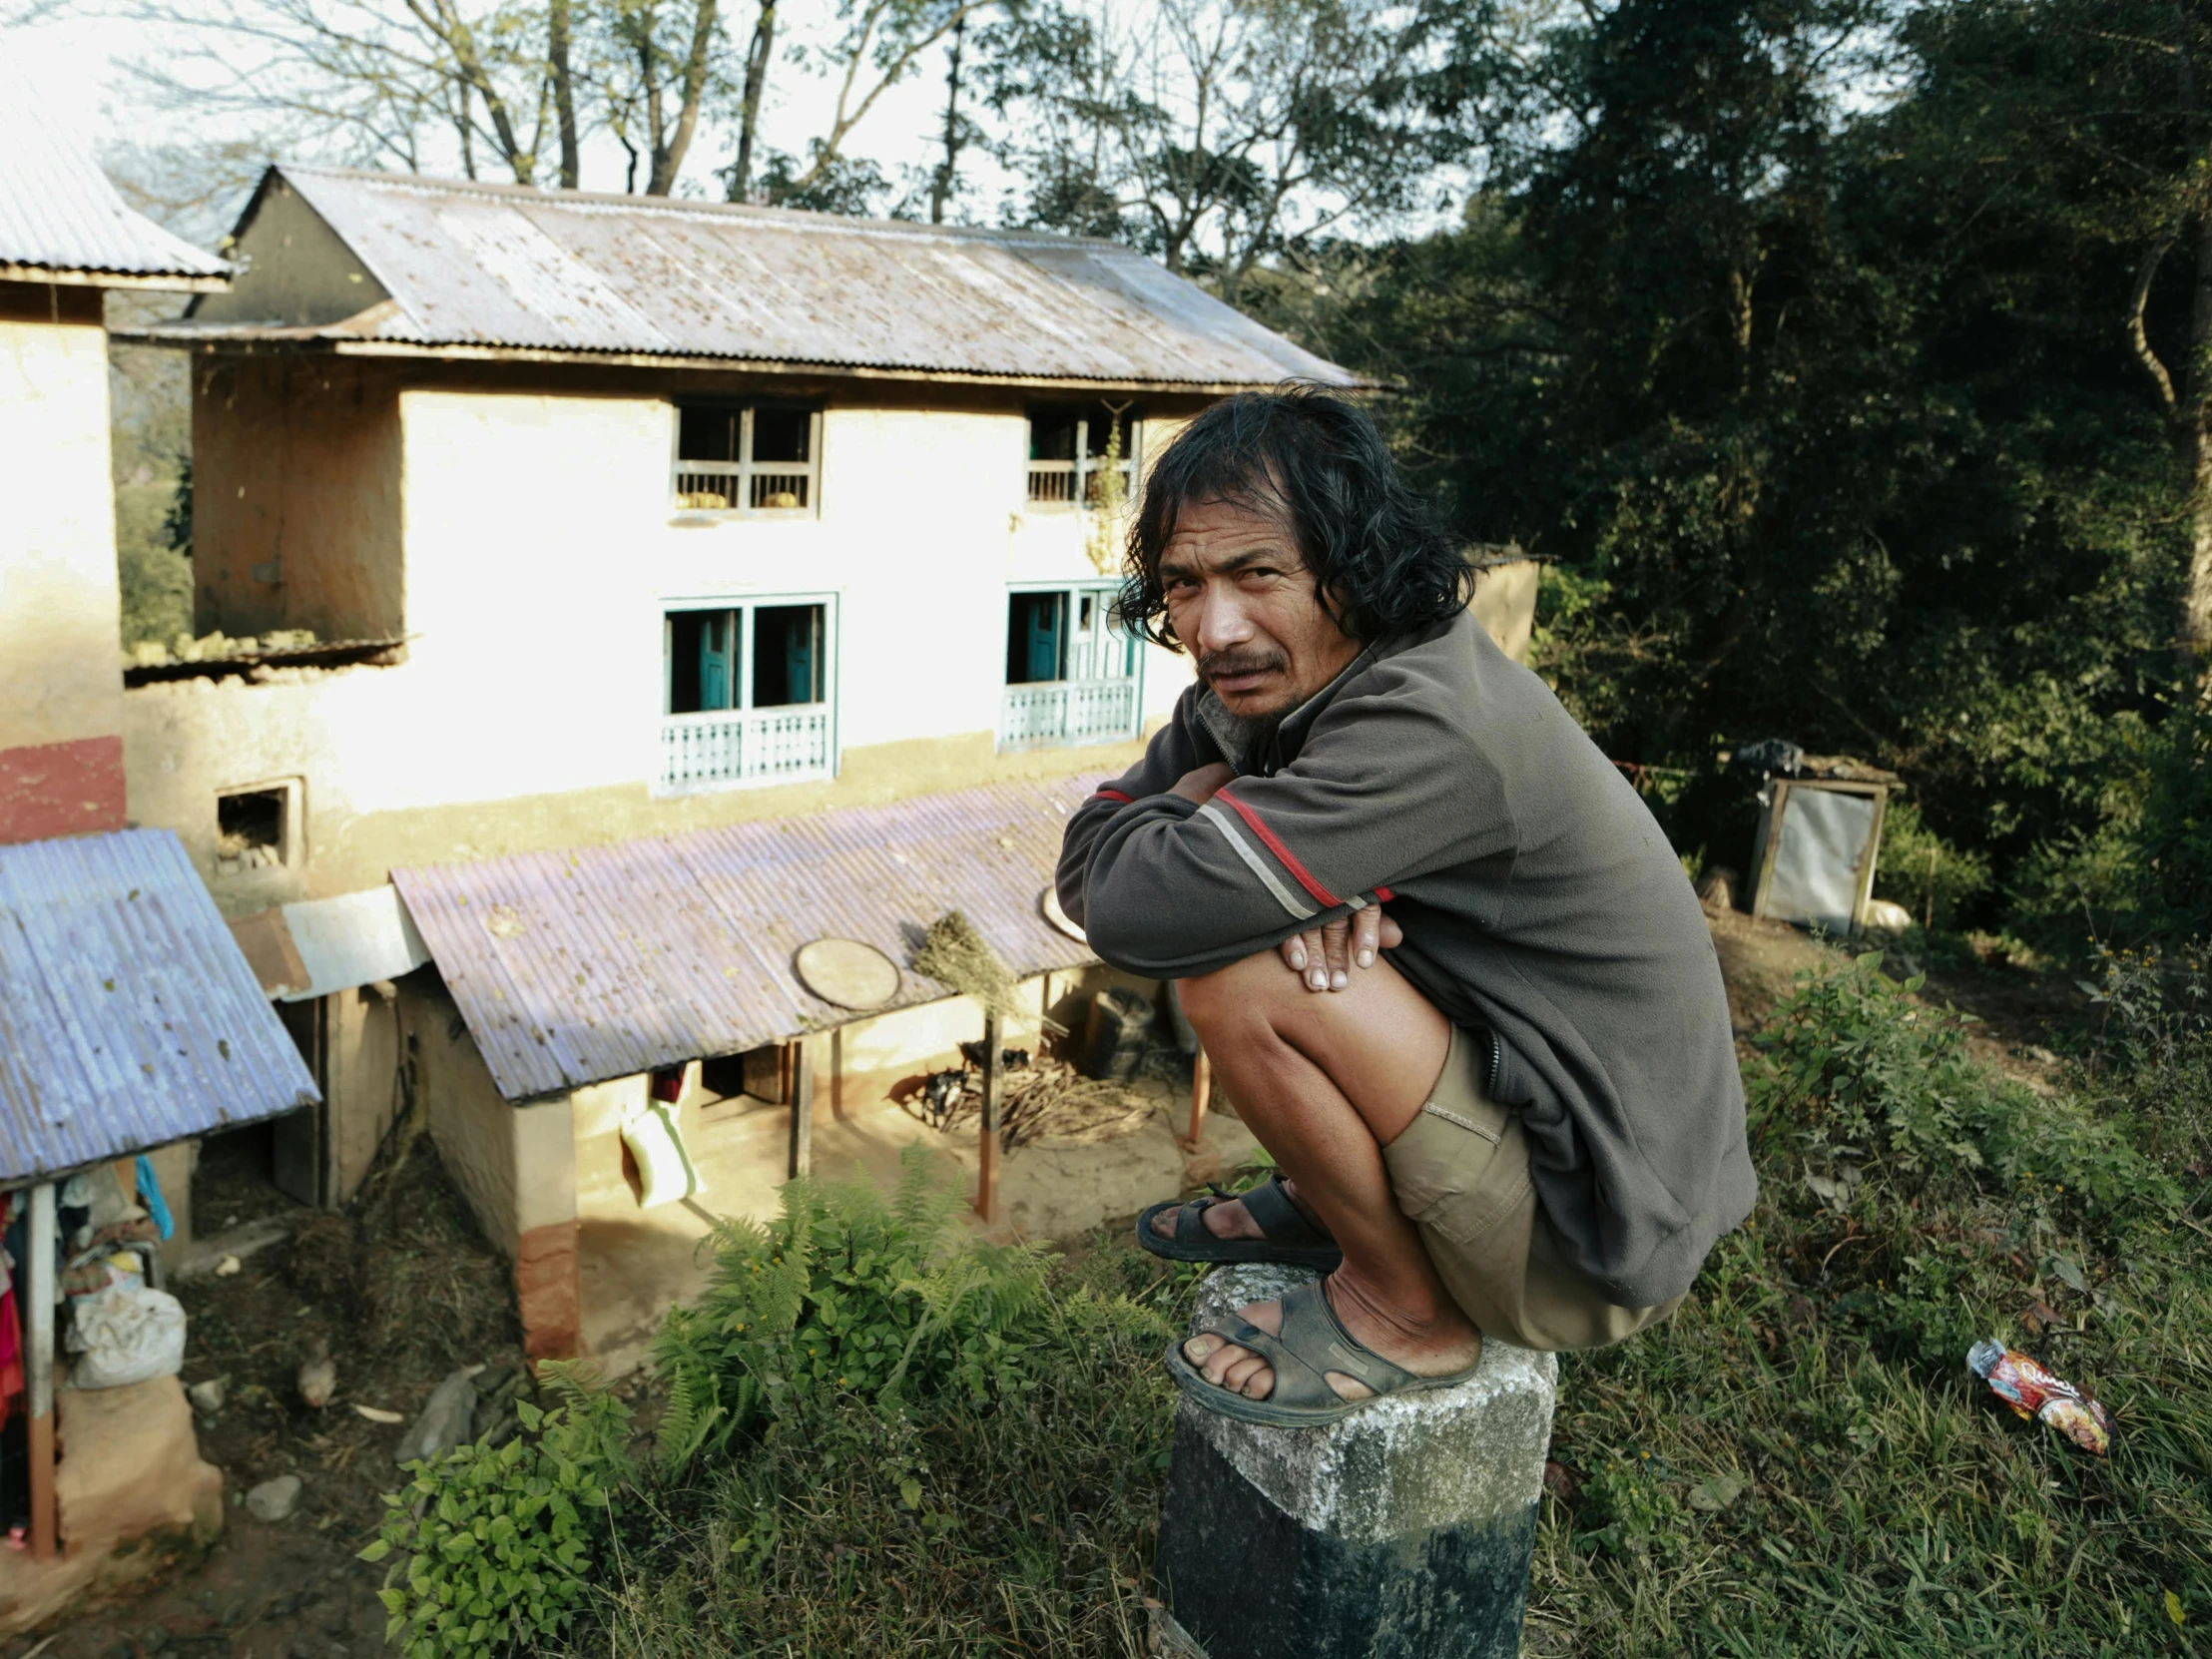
[0,289,123,752]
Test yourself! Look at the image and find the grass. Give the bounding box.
[516,954,2212,1659]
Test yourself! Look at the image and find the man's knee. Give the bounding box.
[1178,948,1291,1036]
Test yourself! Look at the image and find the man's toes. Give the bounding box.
[1219,1352,1270,1395]
[1199,1343,1248,1385]
[1235,1363,1275,1399]
[1183,1333,1224,1366]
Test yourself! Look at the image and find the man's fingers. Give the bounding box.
[1353,904,1382,969]
[1321,919,1352,989]
[1378,913,1404,950]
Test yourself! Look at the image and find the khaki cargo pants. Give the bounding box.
[1381,1026,1683,1352]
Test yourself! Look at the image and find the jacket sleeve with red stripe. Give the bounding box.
[1054,682,1220,937]
[1059,668,1514,978]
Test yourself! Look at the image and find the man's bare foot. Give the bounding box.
[1148,1178,1329,1245]
[1181,1274,1481,1402]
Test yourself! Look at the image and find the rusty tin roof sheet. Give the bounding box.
[0,830,320,1183]
[173,165,1359,387]
[0,98,232,285]
[392,778,1104,1102]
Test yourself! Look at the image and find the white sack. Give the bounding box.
[67,1282,188,1389]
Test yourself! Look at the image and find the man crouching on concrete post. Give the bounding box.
[1055,388,1754,1425]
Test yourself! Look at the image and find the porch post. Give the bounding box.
[26,1179,56,1561]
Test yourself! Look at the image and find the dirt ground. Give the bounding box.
[20,1130,533,1659]
[16,913,2090,1657]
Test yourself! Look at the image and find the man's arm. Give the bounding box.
[1054,682,1220,932]
[1071,689,1509,979]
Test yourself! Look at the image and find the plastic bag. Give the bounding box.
[1965,1338,2112,1454]
[67,1283,188,1389]
[621,1099,704,1209]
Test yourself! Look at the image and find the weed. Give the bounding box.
[363,1367,633,1659]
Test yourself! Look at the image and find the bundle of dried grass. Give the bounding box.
[910,909,1019,1015]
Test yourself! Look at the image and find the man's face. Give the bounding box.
[1158,493,1362,722]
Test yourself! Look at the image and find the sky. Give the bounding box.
[0,1,1006,238]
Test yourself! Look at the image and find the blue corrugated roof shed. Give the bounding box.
[0,830,320,1183]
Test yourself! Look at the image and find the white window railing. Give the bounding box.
[659,706,833,794]
[998,679,1141,751]
[1025,455,1136,509]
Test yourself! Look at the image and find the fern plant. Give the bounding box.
[653,1142,1058,1475]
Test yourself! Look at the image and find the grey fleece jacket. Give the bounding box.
[1056,608,1754,1308]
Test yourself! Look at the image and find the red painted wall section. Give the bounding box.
[0,736,127,844]
[515,1219,582,1362]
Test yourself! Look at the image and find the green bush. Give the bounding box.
[2010,698,2212,955]
[583,1153,1186,1656]
[361,1367,631,1659]
[652,1142,1060,1474]
[1746,954,2178,1233]
[1873,799,1991,931]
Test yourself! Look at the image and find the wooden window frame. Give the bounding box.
[670,403,824,518]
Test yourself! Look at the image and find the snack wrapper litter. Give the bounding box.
[1966,1339,2112,1454]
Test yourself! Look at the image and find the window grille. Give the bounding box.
[673,405,821,515]
[660,597,836,793]
[1025,408,1138,509]
[997,582,1142,751]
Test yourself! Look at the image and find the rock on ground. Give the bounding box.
[246,1475,302,1523]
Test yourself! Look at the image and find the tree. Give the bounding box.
[986,0,1452,298]
[772,0,1004,203]
[724,0,779,201]
[600,0,727,194]
[124,0,725,196]
[1266,0,2183,886]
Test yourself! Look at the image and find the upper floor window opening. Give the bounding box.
[1026,405,1138,509]
[674,403,821,515]
[660,595,836,795]
[999,580,1142,751]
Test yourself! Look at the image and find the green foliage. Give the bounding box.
[651,1142,1056,1474]
[1747,953,2178,1237]
[587,1155,1185,1656]
[1874,800,1992,932]
[2010,699,2212,956]
[1527,951,2212,1654]
[1263,0,2191,897]
[361,1374,631,1659]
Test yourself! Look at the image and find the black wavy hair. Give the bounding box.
[1114,385,1472,651]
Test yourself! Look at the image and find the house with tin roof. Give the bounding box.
[123,167,1537,1371]
[0,100,331,1627]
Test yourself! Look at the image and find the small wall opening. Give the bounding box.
[215,781,298,875]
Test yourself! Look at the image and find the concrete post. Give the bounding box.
[1155,1266,1556,1659]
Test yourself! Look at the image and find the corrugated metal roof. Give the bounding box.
[165,165,1359,387]
[0,94,232,285]
[392,777,1104,1102]
[0,830,320,1183]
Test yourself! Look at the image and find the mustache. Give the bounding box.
[1199,649,1288,681]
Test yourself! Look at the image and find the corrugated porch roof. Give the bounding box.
[391,777,1103,1102]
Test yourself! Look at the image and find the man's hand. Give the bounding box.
[1170,762,1235,806]
[1281,905,1405,992]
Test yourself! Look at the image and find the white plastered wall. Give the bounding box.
[0,313,123,751]
[131,392,1190,847]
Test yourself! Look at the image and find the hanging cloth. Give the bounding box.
[134,1156,174,1242]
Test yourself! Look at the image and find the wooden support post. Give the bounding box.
[788,1039,814,1181]
[1184,1048,1212,1151]
[26,1180,56,1562]
[976,1007,1003,1223]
